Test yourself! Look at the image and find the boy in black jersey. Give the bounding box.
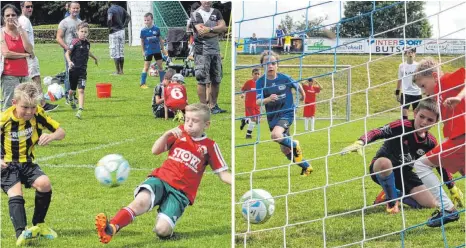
[65,22,98,119]
[1,82,66,245]
[341,99,461,217]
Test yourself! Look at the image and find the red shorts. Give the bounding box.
[245,106,260,118]
[303,102,316,117]
[426,135,465,175]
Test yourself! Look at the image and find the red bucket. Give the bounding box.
[96,83,112,98]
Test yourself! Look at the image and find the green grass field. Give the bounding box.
[1,42,232,247]
[234,54,465,247]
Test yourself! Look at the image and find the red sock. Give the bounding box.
[110,207,135,231]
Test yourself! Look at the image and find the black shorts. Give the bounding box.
[269,119,291,136]
[152,104,174,118]
[400,94,422,110]
[369,158,423,194]
[1,162,45,193]
[69,69,87,91]
[144,53,163,62]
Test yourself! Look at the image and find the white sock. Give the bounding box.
[247,121,255,136]
[311,117,315,131]
[414,159,455,211]
[304,118,309,131]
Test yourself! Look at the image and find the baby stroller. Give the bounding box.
[165,27,195,77]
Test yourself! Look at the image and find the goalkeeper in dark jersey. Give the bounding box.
[341,99,462,221]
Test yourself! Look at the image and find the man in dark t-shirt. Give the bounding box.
[107,2,130,75]
[192,1,227,114]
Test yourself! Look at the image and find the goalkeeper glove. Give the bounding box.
[340,140,364,156]
[449,185,464,208]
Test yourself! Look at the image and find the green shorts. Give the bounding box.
[134,177,190,228]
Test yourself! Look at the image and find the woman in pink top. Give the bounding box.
[1,4,34,111]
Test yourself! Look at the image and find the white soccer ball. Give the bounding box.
[46,83,65,101]
[95,154,130,187]
[149,63,159,77]
[241,189,275,224]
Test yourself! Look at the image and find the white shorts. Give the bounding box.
[284,44,291,50]
[109,30,125,59]
[27,56,40,78]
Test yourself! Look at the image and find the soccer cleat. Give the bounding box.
[95,213,116,244]
[240,119,246,130]
[16,226,40,246]
[300,165,313,176]
[211,104,227,114]
[386,201,400,214]
[43,103,59,112]
[68,95,76,110]
[427,209,460,227]
[173,110,184,122]
[293,141,303,163]
[75,109,83,119]
[373,190,386,205]
[37,223,57,240]
[140,84,149,89]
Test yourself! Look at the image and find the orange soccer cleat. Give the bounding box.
[95,213,117,244]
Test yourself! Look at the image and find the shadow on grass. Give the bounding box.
[115,225,229,248]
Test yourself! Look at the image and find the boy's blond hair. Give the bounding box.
[77,22,89,31]
[260,50,279,65]
[13,82,42,106]
[414,57,439,81]
[414,97,439,121]
[185,103,211,122]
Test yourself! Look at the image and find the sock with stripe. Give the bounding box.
[376,173,398,208]
[110,207,136,232]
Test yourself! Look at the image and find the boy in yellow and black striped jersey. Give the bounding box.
[1,82,65,246]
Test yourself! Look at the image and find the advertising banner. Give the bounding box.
[127,1,153,46]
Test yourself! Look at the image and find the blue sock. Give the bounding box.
[279,137,297,149]
[376,173,398,207]
[141,72,147,85]
[159,70,166,84]
[285,153,309,169]
[402,197,423,209]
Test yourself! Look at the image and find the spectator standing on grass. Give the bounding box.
[107,2,131,75]
[56,1,81,103]
[192,1,227,114]
[19,1,58,112]
[249,33,257,54]
[1,4,33,111]
[396,47,421,120]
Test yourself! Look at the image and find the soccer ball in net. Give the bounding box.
[95,154,130,187]
[240,189,275,224]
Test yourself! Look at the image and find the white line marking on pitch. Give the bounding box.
[36,138,137,162]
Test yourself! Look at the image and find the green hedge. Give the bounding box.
[34,26,129,44]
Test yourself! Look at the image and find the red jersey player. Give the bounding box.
[240,68,261,139]
[413,59,464,227]
[164,74,188,121]
[302,78,322,131]
[95,103,231,243]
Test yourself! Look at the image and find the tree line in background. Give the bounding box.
[0,1,231,28]
[280,1,432,39]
